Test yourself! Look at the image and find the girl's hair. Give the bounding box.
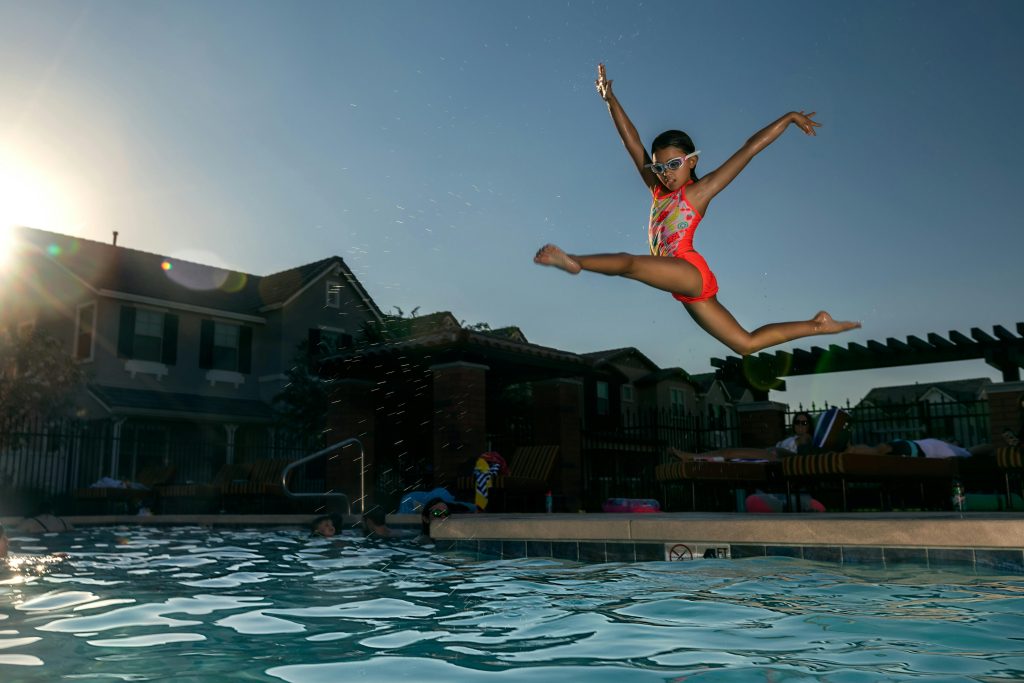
[651,130,699,182]
[792,411,814,430]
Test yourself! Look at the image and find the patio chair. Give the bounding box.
[996,446,1023,510]
[782,451,959,511]
[456,445,560,512]
[74,464,177,515]
[220,458,296,513]
[156,462,254,515]
[655,458,781,512]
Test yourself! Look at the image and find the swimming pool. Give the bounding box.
[2,526,1023,681]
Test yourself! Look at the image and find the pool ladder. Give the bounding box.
[280,437,365,515]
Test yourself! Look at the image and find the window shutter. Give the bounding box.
[239,325,253,374]
[308,328,322,355]
[161,314,179,365]
[199,320,214,369]
[117,306,136,358]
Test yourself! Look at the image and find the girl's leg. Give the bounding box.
[684,297,860,356]
[534,244,703,297]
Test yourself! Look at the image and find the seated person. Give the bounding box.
[775,411,814,453]
[669,411,814,462]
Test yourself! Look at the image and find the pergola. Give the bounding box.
[711,322,1024,401]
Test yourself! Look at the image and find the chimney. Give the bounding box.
[112,231,119,246]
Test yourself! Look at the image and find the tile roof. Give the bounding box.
[88,385,274,421]
[859,378,992,405]
[14,226,380,317]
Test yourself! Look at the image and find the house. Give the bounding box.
[581,348,700,423]
[0,226,384,484]
[851,378,992,445]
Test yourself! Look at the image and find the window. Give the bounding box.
[212,322,240,371]
[133,309,164,362]
[118,306,178,364]
[670,388,686,415]
[621,384,635,410]
[596,381,610,416]
[309,328,353,356]
[75,302,96,361]
[200,320,252,373]
[326,281,342,308]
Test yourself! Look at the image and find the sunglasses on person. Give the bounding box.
[793,420,810,426]
[645,151,700,175]
[429,508,450,519]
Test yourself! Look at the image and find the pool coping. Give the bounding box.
[5,512,1024,572]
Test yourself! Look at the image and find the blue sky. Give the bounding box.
[2,0,1022,409]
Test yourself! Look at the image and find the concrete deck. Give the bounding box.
[428,512,1024,549]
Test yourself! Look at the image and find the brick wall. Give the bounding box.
[430,362,488,486]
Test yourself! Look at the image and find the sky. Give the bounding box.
[1,0,1022,409]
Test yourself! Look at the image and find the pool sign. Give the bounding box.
[665,543,731,561]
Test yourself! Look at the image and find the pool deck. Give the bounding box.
[5,512,1024,570]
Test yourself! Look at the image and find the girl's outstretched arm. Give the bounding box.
[691,111,820,207]
[596,64,660,189]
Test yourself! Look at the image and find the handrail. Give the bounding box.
[281,437,364,515]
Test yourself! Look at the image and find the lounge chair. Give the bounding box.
[782,451,960,511]
[456,445,560,512]
[655,457,781,511]
[157,462,253,514]
[220,458,296,513]
[997,446,1023,510]
[73,464,177,514]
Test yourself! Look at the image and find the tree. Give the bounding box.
[0,328,85,424]
[272,341,329,442]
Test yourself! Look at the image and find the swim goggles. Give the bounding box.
[430,508,450,519]
[645,151,700,175]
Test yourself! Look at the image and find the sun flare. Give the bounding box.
[0,149,76,233]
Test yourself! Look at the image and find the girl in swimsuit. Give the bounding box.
[535,64,860,356]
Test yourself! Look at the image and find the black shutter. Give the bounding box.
[238,325,252,374]
[308,328,322,355]
[161,314,178,365]
[117,306,136,358]
[199,320,214,369]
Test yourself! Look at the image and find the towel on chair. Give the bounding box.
[473,451,507,510]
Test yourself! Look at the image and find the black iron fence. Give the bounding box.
[0,416,333,515]
[580,408,741,509]
[785,397,991,447]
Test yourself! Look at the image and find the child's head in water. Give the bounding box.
[310,515,337,537]
[419,498,451,537]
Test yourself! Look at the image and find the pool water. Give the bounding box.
[2,526,1023,682]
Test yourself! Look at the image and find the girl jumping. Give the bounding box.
[535,64,860,356]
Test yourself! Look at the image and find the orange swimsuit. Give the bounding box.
[649,180,719,304]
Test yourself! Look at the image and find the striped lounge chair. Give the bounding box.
[220,458,296,513]
[782,451,959,511]
[456,445,559,512]
[157,462,254,514]
[996,446,1023,510]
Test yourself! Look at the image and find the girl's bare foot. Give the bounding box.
[812,311,861,334]
[534,244,581,274]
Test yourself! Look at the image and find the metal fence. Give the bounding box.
[785,397,991,447]
[580,408,741,509]
[0,417,333,514]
